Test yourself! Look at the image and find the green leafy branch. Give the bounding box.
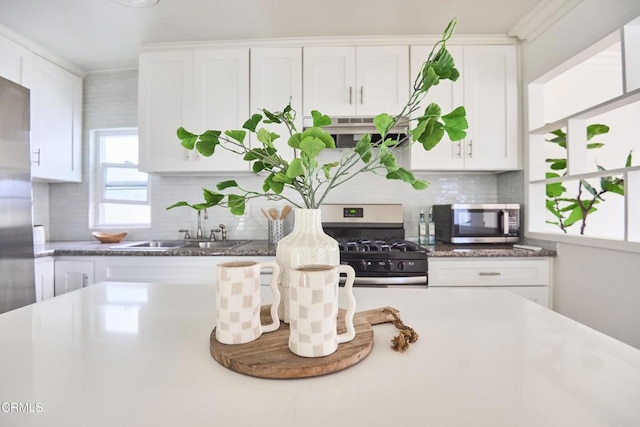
[167,18,468,216]
[545,124,632,234]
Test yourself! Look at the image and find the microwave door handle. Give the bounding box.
[502,210,509,235]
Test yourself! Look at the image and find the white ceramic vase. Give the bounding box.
[275,209,339,323]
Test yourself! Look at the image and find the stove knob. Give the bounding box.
[359,260,368,271]
[397,261,405,271]
[384,260,393,271]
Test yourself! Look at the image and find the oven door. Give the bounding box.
[338,258,429,288]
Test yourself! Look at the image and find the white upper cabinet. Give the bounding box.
[27,55,83,182]
[0,33,83,183]
[193,48,249,172]
[250,47,302,160]
[463,45,518,170]
[356,46,410,116]
[410,45,519,171]
[138,48,250,173]
[0,35,30,85]
[138,40,517,174]
[303,46,409,117]
[410,45,466,170]
[138,49,193,173]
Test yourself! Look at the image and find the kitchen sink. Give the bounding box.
[184,240,248,249]
[110,240,248,251]
[110,240,187,250]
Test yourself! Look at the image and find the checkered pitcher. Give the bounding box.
[288,264,356,357]
[215,261,281,344]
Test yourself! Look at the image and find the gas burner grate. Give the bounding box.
[338,238,421,253]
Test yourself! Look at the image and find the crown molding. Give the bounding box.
[0,24,86,77]
[139,34,518,53]
[508,0,583,42]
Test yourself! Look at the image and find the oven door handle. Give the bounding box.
[342,276,428,285]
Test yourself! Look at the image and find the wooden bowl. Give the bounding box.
[92,231,127,243]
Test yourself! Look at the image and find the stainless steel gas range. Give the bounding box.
[320,204,428,288]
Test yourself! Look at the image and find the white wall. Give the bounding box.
[521,0,640,83]
[521,0,640,348]
[555,243,640,348]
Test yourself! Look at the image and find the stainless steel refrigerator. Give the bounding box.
[0,75,35,314]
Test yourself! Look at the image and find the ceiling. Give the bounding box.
[0,0,567,73]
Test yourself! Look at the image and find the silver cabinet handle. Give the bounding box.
[348,86,353,105]
[32,148,41,166]
[456,141,462,158]
[184,149,189,161]
[82,274,88,287]
[360,86,364,104]
[468,139,473,158]
[478,272,501,276]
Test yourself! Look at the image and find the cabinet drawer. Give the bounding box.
[429,258,550,287]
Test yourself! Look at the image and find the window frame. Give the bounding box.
[525,21,640,253]
[90,128,151,229]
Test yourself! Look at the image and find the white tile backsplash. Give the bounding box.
[32,182,50,239]
[42,69,514,242]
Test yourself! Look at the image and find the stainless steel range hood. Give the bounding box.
[302,116,409,148]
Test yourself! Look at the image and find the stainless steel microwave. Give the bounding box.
[432,204,521,243]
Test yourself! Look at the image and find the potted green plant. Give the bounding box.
[546,124,632,234]
[168,18,468,321]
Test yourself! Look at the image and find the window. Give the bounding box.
[526,17,640,250]
[90,128,150,228]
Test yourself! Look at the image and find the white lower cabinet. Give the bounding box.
[34,257,55,302]
[429,258,552,307]
[93,256,277,286]
[54,259,94,296]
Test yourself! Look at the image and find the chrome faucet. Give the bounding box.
[196,209,208,239]
[209,224,227,241]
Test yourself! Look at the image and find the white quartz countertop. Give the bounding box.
[1,283,638,426]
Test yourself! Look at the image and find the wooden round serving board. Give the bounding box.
[210,305,398,379]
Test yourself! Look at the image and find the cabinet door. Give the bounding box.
[463,45,518,170]
[94,257,217,285]
[250,47,302,161]
[93,256,277,285]
[0,35,30,85]
[410,45,465,170]
[192,48,250,172]
[303,47,356,116]
[409,45,518,171]
[29,56,83,182]
[138,50,195,173]
[355,46,409,116]
[34,258,54,302]
[54,260,94,296]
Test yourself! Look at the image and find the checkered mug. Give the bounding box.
[288,264,356,357]
[215,261,281,345]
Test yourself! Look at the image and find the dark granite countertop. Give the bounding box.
[36,240,556,258]
[35,240,276,257]
[426,242,557,258]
